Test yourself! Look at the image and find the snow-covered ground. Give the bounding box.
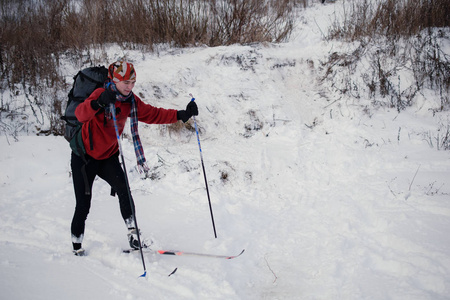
[1,2,450,299]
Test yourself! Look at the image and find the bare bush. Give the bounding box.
[323,0,450,113]
[0,0,296,135]
[422,118,450,151]
[1,0,296,89]
[328,0,449,41]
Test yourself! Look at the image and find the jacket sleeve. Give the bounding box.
[135,95,178,124]
[74,88,105,123]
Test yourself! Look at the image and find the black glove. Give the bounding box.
[177,101,198,123]
[91,87,116,110]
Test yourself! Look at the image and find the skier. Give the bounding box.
[70,61,198,256]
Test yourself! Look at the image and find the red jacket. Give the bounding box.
[75,88,178,160]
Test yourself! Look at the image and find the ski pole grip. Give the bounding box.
[189,93,195,102]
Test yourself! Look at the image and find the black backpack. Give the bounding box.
[62,66,108,195]
[62,66,108,143]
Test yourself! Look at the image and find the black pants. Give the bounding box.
[70,152,134,241]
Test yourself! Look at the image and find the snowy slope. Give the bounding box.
[1,2,450,299]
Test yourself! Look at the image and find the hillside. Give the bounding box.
[1,2,449,299]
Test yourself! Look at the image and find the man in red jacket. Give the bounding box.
[71,61,198,256]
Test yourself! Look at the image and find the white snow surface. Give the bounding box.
[1,2,450,299]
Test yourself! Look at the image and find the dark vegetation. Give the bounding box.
[323,0,449,111]
[0,0,298,136]
[0,0,448,148]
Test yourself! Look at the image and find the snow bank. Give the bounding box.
[1,2,449,299]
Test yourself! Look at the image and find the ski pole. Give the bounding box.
[189,94,217,238]
[110,103,147,278]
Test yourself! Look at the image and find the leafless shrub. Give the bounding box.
[0,0,297,136]
[243,109,263,138]
[323,0,449,115]
[165,120,196,137]
[328,0,449,41]
[1,0,296,81]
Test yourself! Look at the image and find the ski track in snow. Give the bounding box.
[1,2,450,299]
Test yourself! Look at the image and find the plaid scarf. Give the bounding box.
[106,82,149,173]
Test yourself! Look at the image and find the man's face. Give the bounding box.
[116,80,136,96]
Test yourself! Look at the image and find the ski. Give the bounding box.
[157,249,245,259]
[123,248,245,259]
[123,247,152,254]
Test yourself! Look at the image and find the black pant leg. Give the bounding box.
[70,152,98,240]
[97,155,135,221]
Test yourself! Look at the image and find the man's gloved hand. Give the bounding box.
[97,87,116,108]
[177,101,198,123]
[91,86,116,110]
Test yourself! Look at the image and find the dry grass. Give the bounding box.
[324,0,450,112]
[328,0,449,41]
[0,0,296,89]
[0,0,298,135]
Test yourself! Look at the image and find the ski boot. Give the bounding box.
[72,242,86,256]
[73,248,86,256]
[127,228,152,250]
